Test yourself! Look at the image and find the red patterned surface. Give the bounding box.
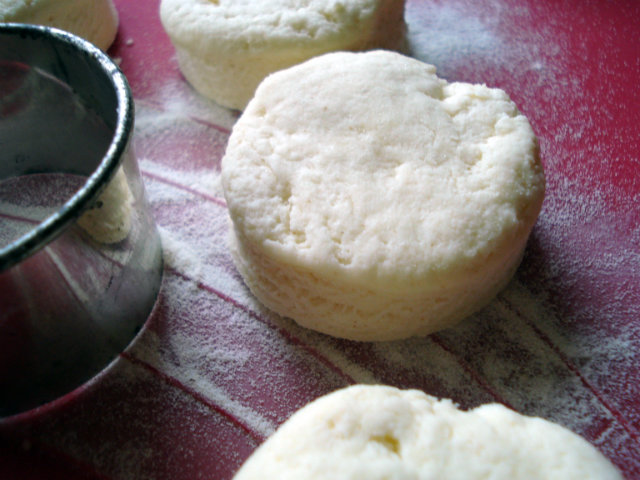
[1,0,639,477]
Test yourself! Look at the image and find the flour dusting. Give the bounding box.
[7,1,637,477]
[122,3,640,471]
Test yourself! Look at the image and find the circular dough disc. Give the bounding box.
[222,50,545,341]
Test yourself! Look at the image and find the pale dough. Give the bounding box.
[159,0,406,110]
[77,166,133,244]
[221,50,545,341]
[233,385,622,480]
[0,0,119,51]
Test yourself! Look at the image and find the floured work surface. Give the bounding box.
[0,0,638,478]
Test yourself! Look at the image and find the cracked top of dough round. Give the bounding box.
[222,50,545,294]
[233,385,622,480]
[160,0,387,55]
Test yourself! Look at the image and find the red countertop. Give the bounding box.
[1,0,639,478]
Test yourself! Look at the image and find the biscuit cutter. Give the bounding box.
[0,24,163,416]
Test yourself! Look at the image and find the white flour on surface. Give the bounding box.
[158,225,205,284]
[32,357,255,480]
[142,77,238,132]
[406,1,503,75]
[46,1,636,475]
[131,327,278,440]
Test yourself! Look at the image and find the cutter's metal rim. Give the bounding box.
[0,23,134,271]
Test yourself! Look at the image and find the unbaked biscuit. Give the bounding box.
[221,50,545,341]
[232,385,622,480]
[0,0,119,51]
[77,167,133,244]
[159,0,406,110]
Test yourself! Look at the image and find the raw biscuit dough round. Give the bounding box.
[221,50,545,341]
[233,385,622,480]
[77,167,133,244]
[0,0,119,51]
[159,0,407,110]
